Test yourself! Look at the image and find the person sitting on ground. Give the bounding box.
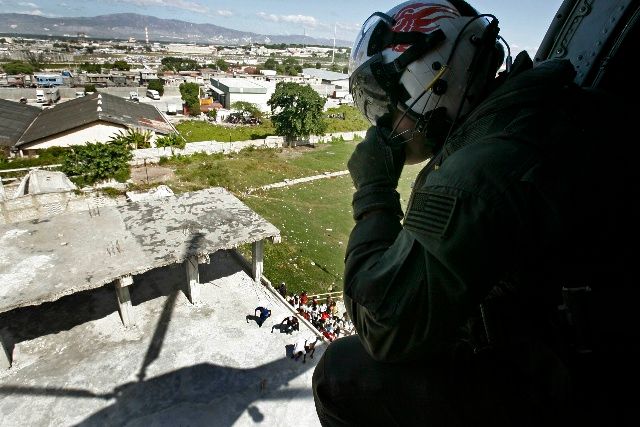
[253,306,271,327]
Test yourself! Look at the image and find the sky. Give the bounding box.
[1,0,563,54]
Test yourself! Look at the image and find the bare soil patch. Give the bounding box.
[130,164,175,185]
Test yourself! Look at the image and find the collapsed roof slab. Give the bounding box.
[0,187,281,315]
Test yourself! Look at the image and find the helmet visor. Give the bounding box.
[350,54,395,125]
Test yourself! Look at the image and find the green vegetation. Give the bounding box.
[1,60,34,74]
[231,101,263,120]
[162,56,199,72]
[157,138,420,294]
[61,140,132,186]
[160,138,357,193]
[325,105,370,133]
[110,128,153,149]
[242,162,419,294]
[84,84,97,93]
[179,82,201,115]
[80,62,101,73]
[155,133,186,149]
[268,82,327,146]
[147,79,164,96]
[215,58,229,72]
[176,120,275,142]
[112,60,131,71]
[0,147,67,176]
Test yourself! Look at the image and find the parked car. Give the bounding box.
[146,89,160,100]
[75,91,86,98]
[129,91,140,102]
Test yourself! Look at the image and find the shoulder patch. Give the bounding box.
[404,190,457,238]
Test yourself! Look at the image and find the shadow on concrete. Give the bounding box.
[0,250,243,360]
[0,357,319,427]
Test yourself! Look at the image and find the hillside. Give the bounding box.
[0,13,352,47]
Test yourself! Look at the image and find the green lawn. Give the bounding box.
[176,120,276,143]
[159,138,362,194]
[160,138,422,295]
[175,105,369,143]
[239,164,420,295]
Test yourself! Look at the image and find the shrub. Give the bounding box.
[84,84,97,93]
[61,140,132,186]
[109,128,153,149]
[156,133,186,149]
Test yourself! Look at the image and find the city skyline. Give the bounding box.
[0,1,563,56]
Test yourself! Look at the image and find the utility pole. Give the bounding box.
[332,23,336,64]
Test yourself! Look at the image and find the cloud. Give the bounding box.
[110,0,206,13]
[216,10,232,17]
[18,1,39,7]
[256,12,317,27]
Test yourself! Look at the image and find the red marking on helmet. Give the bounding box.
[391,3,459,52]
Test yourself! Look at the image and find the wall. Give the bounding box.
[0,190,126,225]
[0,86,181,101]
[129,131,367,165]
[21,122,127,150]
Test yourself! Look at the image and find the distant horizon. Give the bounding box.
[0,0,564,56]
[0,12,353,47]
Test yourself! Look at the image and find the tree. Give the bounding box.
[268,82,327,146]
[179,82,201,115]
[215,58,229,72]
[155,133,186,149]
[80,62,101,73]
[112,60,130,71]
[161,56,199,72]
[84,84,97,93]
[2,61,34,74]
[147,79,164,95]
[264,57,278,70]
[231,101,263,121]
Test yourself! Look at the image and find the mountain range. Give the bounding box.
[0,13,352,47]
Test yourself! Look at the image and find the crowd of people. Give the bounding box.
[284,290,355,342]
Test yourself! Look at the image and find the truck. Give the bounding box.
[36,89,45,103]
[129,91,139,102]
[166,103,177,115]
[45,87,60,104]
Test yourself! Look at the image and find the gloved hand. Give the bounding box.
[347,125,406,220]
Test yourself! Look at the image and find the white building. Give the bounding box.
[13,93,175,156]
[208,78,274,112]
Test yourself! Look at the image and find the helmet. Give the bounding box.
[349,0,504,127]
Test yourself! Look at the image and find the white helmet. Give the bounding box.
[349,0,504,127]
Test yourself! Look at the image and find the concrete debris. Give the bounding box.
[13,169,76,198]
[126,184,175,202]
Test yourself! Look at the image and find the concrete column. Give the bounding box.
[1,336,11,370]
[185,256,201,304]
[252,240,264,284]
[115,275,135,327]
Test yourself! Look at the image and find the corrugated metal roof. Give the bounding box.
[0,99,40,148]
[16,93,173,147]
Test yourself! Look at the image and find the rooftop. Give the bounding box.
[211,78,268,94]
[16,92,174,147]
[0,99,40,148]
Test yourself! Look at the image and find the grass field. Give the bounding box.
[159,138,422,295]
[175,106,368,143]
[239,164,421,295]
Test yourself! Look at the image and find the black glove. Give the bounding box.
[347,125,406,220]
